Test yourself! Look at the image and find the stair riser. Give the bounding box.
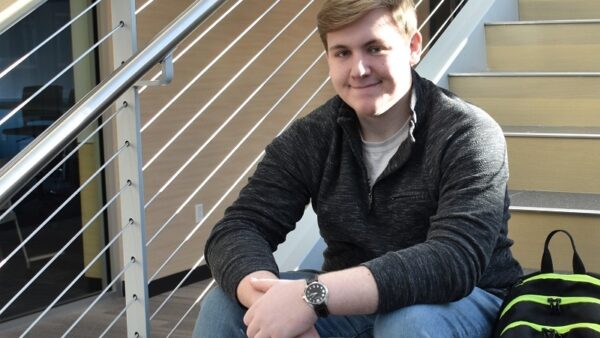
[507,137,600,194]
[448,76,600,127]
[519,0,600,20]
[509,211,600,273]
[486,23,600,72]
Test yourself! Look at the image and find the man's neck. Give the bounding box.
[358,94,412,142]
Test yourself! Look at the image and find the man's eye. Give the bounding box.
[368,46,382,54]
[334,50,349,57]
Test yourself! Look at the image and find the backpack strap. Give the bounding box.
[541,229,586,274]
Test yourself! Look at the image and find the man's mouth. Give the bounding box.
[350,81,381,89]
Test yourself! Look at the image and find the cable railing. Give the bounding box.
[0,0,470,336]
[0,148,128,319]
[137,0,244,96]
[0,21,123,128]
[148,75,331,333]
[140,0,282,170]
[0,0,103,81]
[20,211,131,337]
[62,255,133,337]
[147,50,327,283]
[145,27,320,246]
[0,0,225,335]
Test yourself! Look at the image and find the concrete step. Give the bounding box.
[448,73,600,127]
[485,20,600,72]
[519,0,600,21]
[508,190,600,273]
[505,130,600,194]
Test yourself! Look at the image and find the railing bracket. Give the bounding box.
[135,53,174,87]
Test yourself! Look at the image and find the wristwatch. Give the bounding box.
[303,274,329,317]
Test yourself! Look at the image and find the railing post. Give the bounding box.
[109,0,151,337]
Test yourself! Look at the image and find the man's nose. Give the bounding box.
[351,57,370,78]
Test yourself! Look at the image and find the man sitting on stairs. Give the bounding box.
[194,0,522,337]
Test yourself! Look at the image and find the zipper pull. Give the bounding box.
[542,328,562,338]
[547,297,561,315]
[368,190,373,210]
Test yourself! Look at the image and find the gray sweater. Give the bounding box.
[205,72,522,313]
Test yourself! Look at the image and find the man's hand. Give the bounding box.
[243,278,318,338]
[237,271,278,308]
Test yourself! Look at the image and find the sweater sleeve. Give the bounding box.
[204,119,319,302]
[362,104,509,312]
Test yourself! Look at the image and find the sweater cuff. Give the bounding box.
[206,244,280,304]
[361,254,413,313]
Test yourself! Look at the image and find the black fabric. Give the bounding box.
[494,230,600,338]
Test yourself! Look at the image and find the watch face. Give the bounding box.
[305,283,327,305]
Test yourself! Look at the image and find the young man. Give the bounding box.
[194,0,522,337]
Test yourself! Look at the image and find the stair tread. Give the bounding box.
[503,126,600,138]
[486,19,600,26]
[449,72,600,77]
[509,190,600,214]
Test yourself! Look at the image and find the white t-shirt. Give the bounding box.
[362,90,416,187]
[362,120,409,187]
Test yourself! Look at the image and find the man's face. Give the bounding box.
[325,8,421,119]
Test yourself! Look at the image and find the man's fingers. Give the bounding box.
[295,326,320,338]
[243,306,253,326]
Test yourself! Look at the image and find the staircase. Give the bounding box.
[448,0,600,273]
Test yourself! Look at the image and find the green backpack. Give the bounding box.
[494,230,600,338]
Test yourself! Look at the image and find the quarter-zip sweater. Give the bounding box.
[205,72,522,313]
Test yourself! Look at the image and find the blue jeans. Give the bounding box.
[192,271,502,338]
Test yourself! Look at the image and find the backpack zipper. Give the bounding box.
[499,295,600,319]
[501,321,600,337]
[520,273,600,287]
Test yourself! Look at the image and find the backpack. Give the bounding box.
[494,229,600,338]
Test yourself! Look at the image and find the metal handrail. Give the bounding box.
[0,0,225,206]
[0,0,47,35]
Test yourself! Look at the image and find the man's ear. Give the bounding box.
[409,32,422,66]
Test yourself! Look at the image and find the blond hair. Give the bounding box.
[317,0,417,48]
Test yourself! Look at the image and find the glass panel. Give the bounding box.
[0,0,106,322]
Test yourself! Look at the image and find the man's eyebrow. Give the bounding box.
[364,39,384,46]
[328,44,347,52]
[328,39,384,52]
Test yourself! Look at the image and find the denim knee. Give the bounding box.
[192,287,247,338]
[373,288,500,338]
[374,304,456,338]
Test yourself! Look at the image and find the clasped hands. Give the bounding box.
[242,276,320,338]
